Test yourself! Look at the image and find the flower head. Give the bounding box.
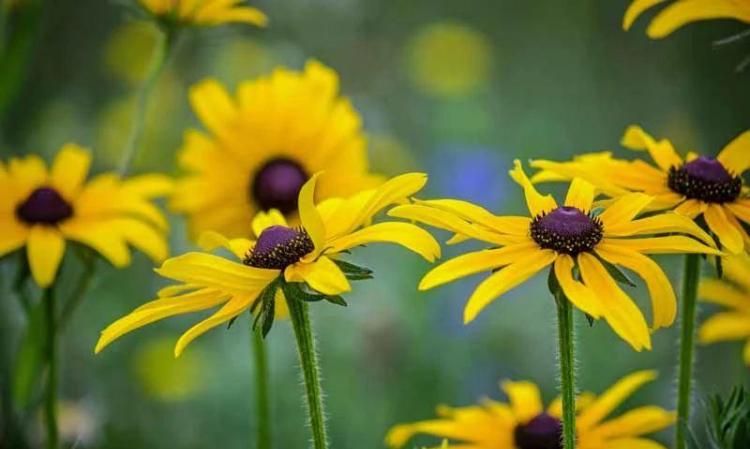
[531,125,750,254]
[391,160,720,350]
[386,370,675,449]
[0,144,171,287]
[623,0,750,39]
[171,60,383,239]
[95,173,440,356]
[138,0,267,27]
[699,253,750,365]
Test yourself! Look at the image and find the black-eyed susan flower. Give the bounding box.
[137,0,267,27]
[532,125,750,254]
[0,144,171,288]
[170,60,384,239]
[386,370,675,449]
[96,172,440,356]
[699,253,750,365]
[390,160,720,351]
[624,0,750,39]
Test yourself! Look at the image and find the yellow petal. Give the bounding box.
[623,0,668,30]
[577,253,651,351]
[175,293,255,357]
[112,218,168,263]
[598,193,653,228]
[509,160,557,216]
[155,252,279,292]
[9,155,47,198]
[59,220,131,267]
[27,226,66,288]
[414,198,530,235]
[349,172,428,233]
[595,243,676,329]
[699,278,750,312]
[577,370,657,429]
[647,0,750,39]
[50,143,91,199]
[592,406,676,439]
[298,174,326,252]
[189,78,238,138]
[285,256,351,296]
[547,392,596,418]
[251,209,287,238]
[464,249,557,324]
[564,178,595,211]
[326,222,441,262]
[603,236,722,256]
[197,231,253,260]
[121,174,174,198]
[602,438,669,449]
[0,219,30,258]
[199,6,268,26]
[605,212,714,246]
[699,312,750,343]
[502,380,543,423]
[554,254,602,318]
[620,125,682,171]
[704,204,744,254]
[673,199,706,218]
[717,130,750,175]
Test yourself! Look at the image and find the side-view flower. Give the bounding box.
[138,0,267,27]
[624,0,750,39]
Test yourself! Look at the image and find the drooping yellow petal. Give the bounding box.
[197,231,253,260]
[554,255,602,318]
[413,198,531,235]
[623,0,668,30]
[673,199,705,218]
[592,406,676,439]
[577,370,657,429]
[717,130,750,175]
[285,256,351,296]
[347,172,428,234]
[509,160,557,217]
[114,218,168,263]
[699,278,750,311]
[605,212,715,246]
[564,178,595,211]
[597,193,653,228]
[704,204,745,254]
[502,381,543,424]
[27,226,66,288]
[0,219,30,258]
[298,173,326,252]
[326,222,441,262]
[155,252,279,292]
[49,143,91,199]
[699,312,750,343]
[621,125,682,170]
[603,236,721,256]
[121,174,174,198]
[464,249,557,324]
[385,419,485,448]
[647,0,750,39]
[251,209,287,238]
[59,220,131,268]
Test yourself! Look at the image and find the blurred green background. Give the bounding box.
[1,0,749,448]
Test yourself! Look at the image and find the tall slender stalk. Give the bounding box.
[555,290,576,449]
[43,287,58,449]
[676,254,700,449]
[117,25,176,176]
[284,285,328,449]
[252,328,271,449]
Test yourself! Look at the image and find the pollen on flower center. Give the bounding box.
[513,413,563,449]
[530,206,603,255]
[251,158,309,215]
[668,156,742,204]
[16,187,74,225]
[243,225,314,269]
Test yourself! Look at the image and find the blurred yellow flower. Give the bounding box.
[699,254,750,364]
[391,161,720,350]
[624,0,750,38]
[96,173,440,356]
[0,144,172,287]
[171,60,383,239]
[138,0,267,27]
[386,371,675,449]
[133,337,207,401]
[532,125,750,254]
[405,22,493,97]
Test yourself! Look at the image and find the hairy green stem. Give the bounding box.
[252,328,271,449]
[555,291,576,449]
[285,286,328,449]
[58,254,96,333]
[43,287,57,449]
[676,254,700,449]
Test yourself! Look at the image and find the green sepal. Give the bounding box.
[252,278,281,338]
[598,257,637,288]
[333,259,374,281]
[283,280,348,307]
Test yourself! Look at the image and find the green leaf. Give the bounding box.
[698,387,750,449]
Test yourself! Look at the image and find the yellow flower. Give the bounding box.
[624,0,750,39]
[532,125,750,254]
[386,370,675,449]
[95,173,440,356]
[390,161,720,350]
[138,0,267,27]
[171,60,383,239]
[699,253,750,364]
[0,144,172,288]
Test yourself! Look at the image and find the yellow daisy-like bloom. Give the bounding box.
[386,370,675,449]
[0,144,171,288]
[624,0,750,39]
[138,0,267,27]
[171,60,383,239]
[532,125,750,254]
[95,173,440,356]
[390,161,720,350]
[699,253,750,364]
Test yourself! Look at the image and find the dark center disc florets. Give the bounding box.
[667,156,742,204]
[530,206,603,255]
[243,225,314,269]
[514,413,563,449]
[250,158,309,215]
[15,187,74,225]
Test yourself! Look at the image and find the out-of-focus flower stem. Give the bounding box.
[676,254,700,449]
[253,328,271,449]
[43,286,58,449]
[555,290,576,449]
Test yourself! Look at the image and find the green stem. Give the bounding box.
[117,25,176,176]
[676,254,700,449]
[43,287,57,449]
[58,253,96,333]
[284,285,328,449]
[252,328,271,449]
[555,291,576,449]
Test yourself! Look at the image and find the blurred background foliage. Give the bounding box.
[1,0,749,448]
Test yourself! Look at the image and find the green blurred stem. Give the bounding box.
[43,287,58,449]
[58,252,96,333]
[555,290,576,449]
[285,289,328,449]
[252,328,271,449]
[676,254,700,449]
[117,25,176,176]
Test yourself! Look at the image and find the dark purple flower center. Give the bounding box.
[250,158,308,215]
[513,413,563,449]
[667,156,741,204]
[530,206,603,255]
[15,187,73,225]
[243,225,314,269]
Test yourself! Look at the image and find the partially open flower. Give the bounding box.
[137,0,267,28]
